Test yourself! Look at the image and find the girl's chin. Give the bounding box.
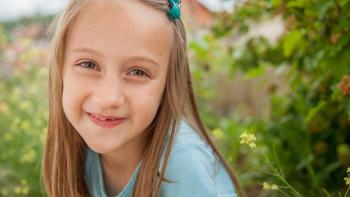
[86,140,122,155]
[88,145,111,154]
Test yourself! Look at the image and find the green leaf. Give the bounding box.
[327,50,350,78]
[283,30,303,57]
[346,99,350,118]
[305,100,327,124]
[244,65,266,79]
[287,0,307,8]
[338,0,350,6]
[271,0,282,7]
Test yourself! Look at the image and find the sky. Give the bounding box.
[0,0,235,21]
[0,0,68,21]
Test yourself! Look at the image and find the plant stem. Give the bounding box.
[277,188,291,197]
[344,185,350,197]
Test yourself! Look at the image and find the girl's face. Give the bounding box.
[62,0,172,154]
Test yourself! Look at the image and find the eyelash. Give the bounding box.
[76,60,150,77]
[77,60,97,69]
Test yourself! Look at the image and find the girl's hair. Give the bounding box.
[41,0,241,196]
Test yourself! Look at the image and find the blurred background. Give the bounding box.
[0,0,349,196]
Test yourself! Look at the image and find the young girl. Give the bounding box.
[42,0,241,196]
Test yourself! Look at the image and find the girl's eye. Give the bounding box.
[77,61,97,70]
[128,69,149,77]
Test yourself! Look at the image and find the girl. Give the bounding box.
[42,0,241,196]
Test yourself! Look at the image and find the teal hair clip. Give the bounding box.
[167,0,181,20]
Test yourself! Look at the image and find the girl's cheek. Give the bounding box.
[130,82,164,108]
[63,71,95,101]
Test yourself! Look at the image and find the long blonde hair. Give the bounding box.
[42,0,241,196]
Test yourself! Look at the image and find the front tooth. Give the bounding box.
[93,115,107,121]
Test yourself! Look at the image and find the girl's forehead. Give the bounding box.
[65,0,172,64]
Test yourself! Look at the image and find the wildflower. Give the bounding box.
[263,182,271,190]
[240,131,256,148]
[345,177,350,185]
[347,167,350,173]
[212,128,224,139]
[20,121,31,131]
[12,179,30,195]
[22,186,29,195]
[19,149,36,164]
[20,37,33,49]
[10,117,21,130]
[262,182,279,191]
[3,132,13,141]
[14,186,21,195]
[19,100,31,111]
[20,48,40,64]
[14,185,29,195]
[271,184,279,190]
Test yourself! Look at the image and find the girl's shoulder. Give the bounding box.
[159,120,237,197]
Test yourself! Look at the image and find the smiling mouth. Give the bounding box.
[86,112,125,128]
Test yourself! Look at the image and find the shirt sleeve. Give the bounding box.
[159,140,237,197]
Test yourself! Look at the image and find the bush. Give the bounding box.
[190,0,350,196]
[0,21,48,196]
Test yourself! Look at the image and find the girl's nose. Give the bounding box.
[91,75,125,109]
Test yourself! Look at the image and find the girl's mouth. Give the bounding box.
[87,112,125,128]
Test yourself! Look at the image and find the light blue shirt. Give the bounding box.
[85,120,237,197]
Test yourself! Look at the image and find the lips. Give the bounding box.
[87,112,125,128]
[89,113,122,121]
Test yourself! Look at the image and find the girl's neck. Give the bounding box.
[101,157,138,197]
[100,132,149,196]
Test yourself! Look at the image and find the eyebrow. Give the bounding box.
[71,47,103,57]
[70,47,160,67]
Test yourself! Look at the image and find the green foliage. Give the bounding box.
[0,63,48,195]
[190,0,350,196]
[0,14,51,195]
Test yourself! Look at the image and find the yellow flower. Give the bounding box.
[262,182,279,191]
[14,186,21,195]
[20,37,33,48]
[240,131,256,148]
[10,87,21,102]
[271,184,279,190]
[22,186,29,195]
[14,185,29,195]
[249,143,256,148]
[262,182,271,190]
[19,100,31,111]
[19,149,36,164]
[29,84,39,95]
[212,128,224,139]
[20,121,31,131]
[3,132,13,141]
[347,167,350,173]
[10,117,21,130]
[20,48,40,64]
[345,177,350,185]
